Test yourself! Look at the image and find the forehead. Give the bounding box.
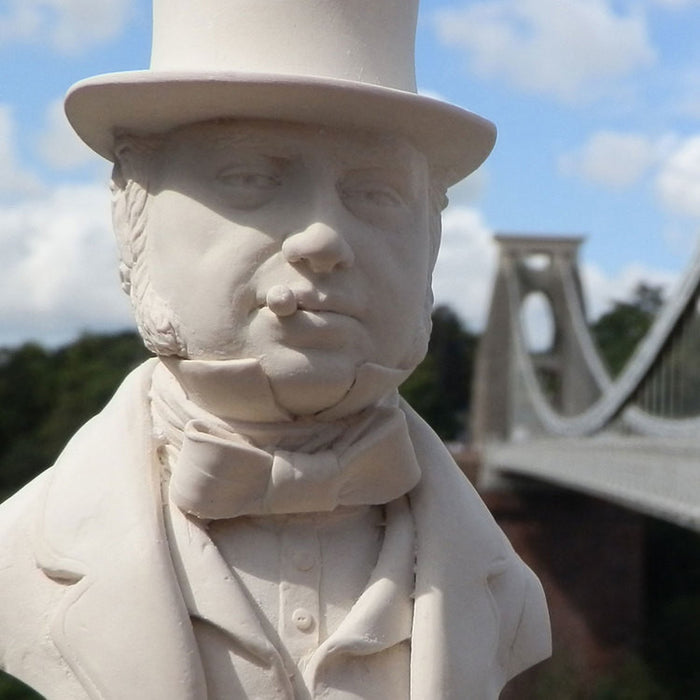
[160,119,427,172]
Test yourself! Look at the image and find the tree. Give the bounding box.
[0,674,40,700]
[0,332,151,502]
[400,305,477,441]
[591,283,665,377]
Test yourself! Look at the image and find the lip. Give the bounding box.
[256,287,363,320]
[294,290,362,320]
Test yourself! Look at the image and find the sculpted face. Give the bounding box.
[141,120,435,413]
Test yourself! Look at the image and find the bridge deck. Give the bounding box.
[484,436,700,532]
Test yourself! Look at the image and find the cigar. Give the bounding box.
[266,285,298,317]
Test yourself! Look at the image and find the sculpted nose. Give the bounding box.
[282,221,355,274]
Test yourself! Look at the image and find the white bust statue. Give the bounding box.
[0,1,550,698]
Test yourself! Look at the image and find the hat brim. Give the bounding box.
[65,71,496,186]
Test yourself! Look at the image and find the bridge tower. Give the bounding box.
[471,235,647,697]
[472,234,606,444]
[470,233,700,696]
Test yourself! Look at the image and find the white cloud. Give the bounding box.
[0,0,133,54]
[446,168,489,208]
[560,130,700,220]
[0,105,42,198]
[0,183,134,347]
[655,136,700,218]
[37,98,105,171]
[559,131,677,188]
[431,205,497,331]
[433,0,655,103]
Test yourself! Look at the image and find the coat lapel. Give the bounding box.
[165,499,297,698]
[33,360,207,700]
[403,399,549,700]
[301,497,414,691]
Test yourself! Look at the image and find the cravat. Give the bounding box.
[170,405,421,519]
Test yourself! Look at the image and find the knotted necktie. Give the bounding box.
[169,405,421,519]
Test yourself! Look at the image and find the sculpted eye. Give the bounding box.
[342,186,402,208]
[215,166,282,209]
[339,175,408,228]
[217,170,281,190]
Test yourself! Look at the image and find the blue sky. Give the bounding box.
[1,0,700,347]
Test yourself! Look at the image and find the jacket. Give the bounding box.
[0,360,550,699]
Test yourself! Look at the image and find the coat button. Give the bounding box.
[292,608,315,632]
[292,550,316,571]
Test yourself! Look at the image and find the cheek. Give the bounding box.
[375,222,432,303]
[363,228,431,344]
[145,194,219,280]
[148,194,279,294]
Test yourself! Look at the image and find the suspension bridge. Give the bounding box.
[472,234,700,532]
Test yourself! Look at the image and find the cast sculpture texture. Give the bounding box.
[0,0,551,697]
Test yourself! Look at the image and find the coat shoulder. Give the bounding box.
[0,360,158,698]
[0,468,53,593]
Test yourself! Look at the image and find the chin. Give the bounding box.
[260,351,360,416]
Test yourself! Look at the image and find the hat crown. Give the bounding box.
[151,0,418,92]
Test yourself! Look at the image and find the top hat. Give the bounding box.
[65,0,495,186]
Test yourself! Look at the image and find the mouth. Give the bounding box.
[260,285,362,321]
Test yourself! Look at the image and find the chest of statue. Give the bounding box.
[167,501,414,699]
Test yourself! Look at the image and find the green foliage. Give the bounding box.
[0,331,151,501]
[400,305,477,440]
[0,673,40,700]
[591,283,664,377]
